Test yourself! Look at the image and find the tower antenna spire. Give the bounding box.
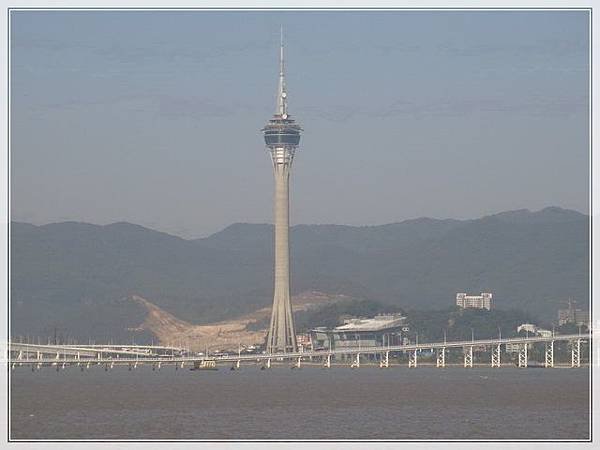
[277,26,287,117]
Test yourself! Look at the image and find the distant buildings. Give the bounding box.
[538,329,553,338]
[558,300,589,327]
[505,342,526,354]
[456,292,493,310]
[296,334,312,352]
[310,314,409,354]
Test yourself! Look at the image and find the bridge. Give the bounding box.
[8,342,184,357]
[7,342,186,368]
[7,333,590,371]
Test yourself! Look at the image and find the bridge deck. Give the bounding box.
[7,334,588,365]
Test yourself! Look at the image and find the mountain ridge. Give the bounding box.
[10,206,589,342]
[13,205,586,241]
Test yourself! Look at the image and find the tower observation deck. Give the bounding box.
[262,30,302,354]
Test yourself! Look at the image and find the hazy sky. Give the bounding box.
[10,11,589,238]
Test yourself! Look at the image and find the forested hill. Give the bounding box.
[10,207,588,341]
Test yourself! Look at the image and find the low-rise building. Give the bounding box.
[310,314,409,354]
[296,334,312,352]
[505,342,525,354]
[537,329,553,338]
[517,323,537,334]
[517,323,553,338]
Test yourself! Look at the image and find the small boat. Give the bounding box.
[190,360,218,371]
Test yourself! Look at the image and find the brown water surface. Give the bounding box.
[10,365,590,440]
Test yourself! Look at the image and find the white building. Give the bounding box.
[310,314,409,353]
[505,342,533,353]
[456,292,493,310]
[517,323,553,338]
[517,323,537,334]
[537,329,553,338]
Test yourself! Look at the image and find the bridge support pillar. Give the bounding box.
[408,349,418,368]
[545,341,554,368]
[464,346,473,368]
[491,344,501,368]
[380,351,389,368]
[518,344,528,368]
[436,347,446,368]
[324,354,331,368]
[571,339,581,368]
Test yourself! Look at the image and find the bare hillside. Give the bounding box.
[131,291,348,351]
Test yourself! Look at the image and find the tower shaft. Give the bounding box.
[266,160,297,353]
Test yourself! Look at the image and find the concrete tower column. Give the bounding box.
[267,161,296,352]
[263,29,302,354]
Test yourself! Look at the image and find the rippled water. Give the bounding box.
[10,364,590,440]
